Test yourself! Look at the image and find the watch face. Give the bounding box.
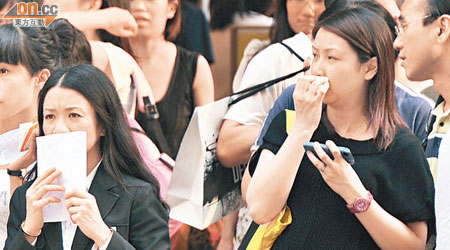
[355,199,369,212]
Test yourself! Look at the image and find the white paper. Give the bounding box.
[36,131,87,222]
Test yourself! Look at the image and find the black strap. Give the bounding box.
[159,155,175,171]
[130,127,174,171]
[237,221,259,250]
[129,69,173,157]
[228,42,308,107]
[426,95,444,134]
[143,97,173,157]
[228,66,309,107]
[279,41,305,62]
[423,95,444,149]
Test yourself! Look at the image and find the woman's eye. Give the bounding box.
[44,114,55,120]
[69,113,81,118]
[0,68,8,75]
[328,56,336,60]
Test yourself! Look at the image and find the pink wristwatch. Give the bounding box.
[347,191,373,213]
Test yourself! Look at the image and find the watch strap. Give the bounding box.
[7,169,25,177]
[347,191,373,213]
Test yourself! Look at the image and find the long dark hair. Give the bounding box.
[313,7,406,149]
[270,0,295,43]
[0,19,91,75]
[37,64,165,205]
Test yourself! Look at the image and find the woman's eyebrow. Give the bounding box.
[43,106,84,112]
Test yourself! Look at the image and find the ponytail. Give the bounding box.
[48,19,92,66]
[0,19,91,75]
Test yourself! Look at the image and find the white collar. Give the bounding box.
[87,159,102,189]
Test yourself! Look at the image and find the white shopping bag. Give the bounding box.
[167,97,245,230]
[167,61,308,230]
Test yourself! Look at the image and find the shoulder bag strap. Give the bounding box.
[228,42,308,107]
[279,41,305,62]
[142,97,173,157]
[131,58,173,157]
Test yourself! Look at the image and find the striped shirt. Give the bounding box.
[425,102,450,180]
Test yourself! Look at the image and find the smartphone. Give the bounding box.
[303,142,355,165]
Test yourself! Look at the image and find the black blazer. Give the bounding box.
[4,164,171,250]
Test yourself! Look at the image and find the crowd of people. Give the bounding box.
[0,0,449,249]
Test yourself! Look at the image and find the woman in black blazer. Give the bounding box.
[5,64,171,250]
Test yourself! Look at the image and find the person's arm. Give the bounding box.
[306,140,428,249]
[4,182,38,250]
[217,45,298,168]
[216,211,238,250]
[192,55,214,106]
[355,203,427,249]
[247,139,310,224]
[217,121,261,167]
[65,183,170,250]
[374,0,400,19]
[7,130,38,196]
[241,167,251,203]
[4,168,64,250]
[7,156,32,197]
[57,8,138,38]
[217,86,295,168]
[89,41,116,86]
[246,76,329,224]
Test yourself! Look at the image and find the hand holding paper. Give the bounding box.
[65,189,112,246]
[23,167,65,237]
[36,131,87,222]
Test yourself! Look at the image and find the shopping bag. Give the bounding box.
[167,60,310,230]
[166,97,246,230]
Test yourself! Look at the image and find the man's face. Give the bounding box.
[393,0,437,81]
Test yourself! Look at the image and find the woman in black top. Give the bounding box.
[244,5,434,250]
[130,1,215,246]
[130,0,214,159]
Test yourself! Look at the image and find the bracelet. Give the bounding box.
[21,221,41,238]
[7,169,25,178]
